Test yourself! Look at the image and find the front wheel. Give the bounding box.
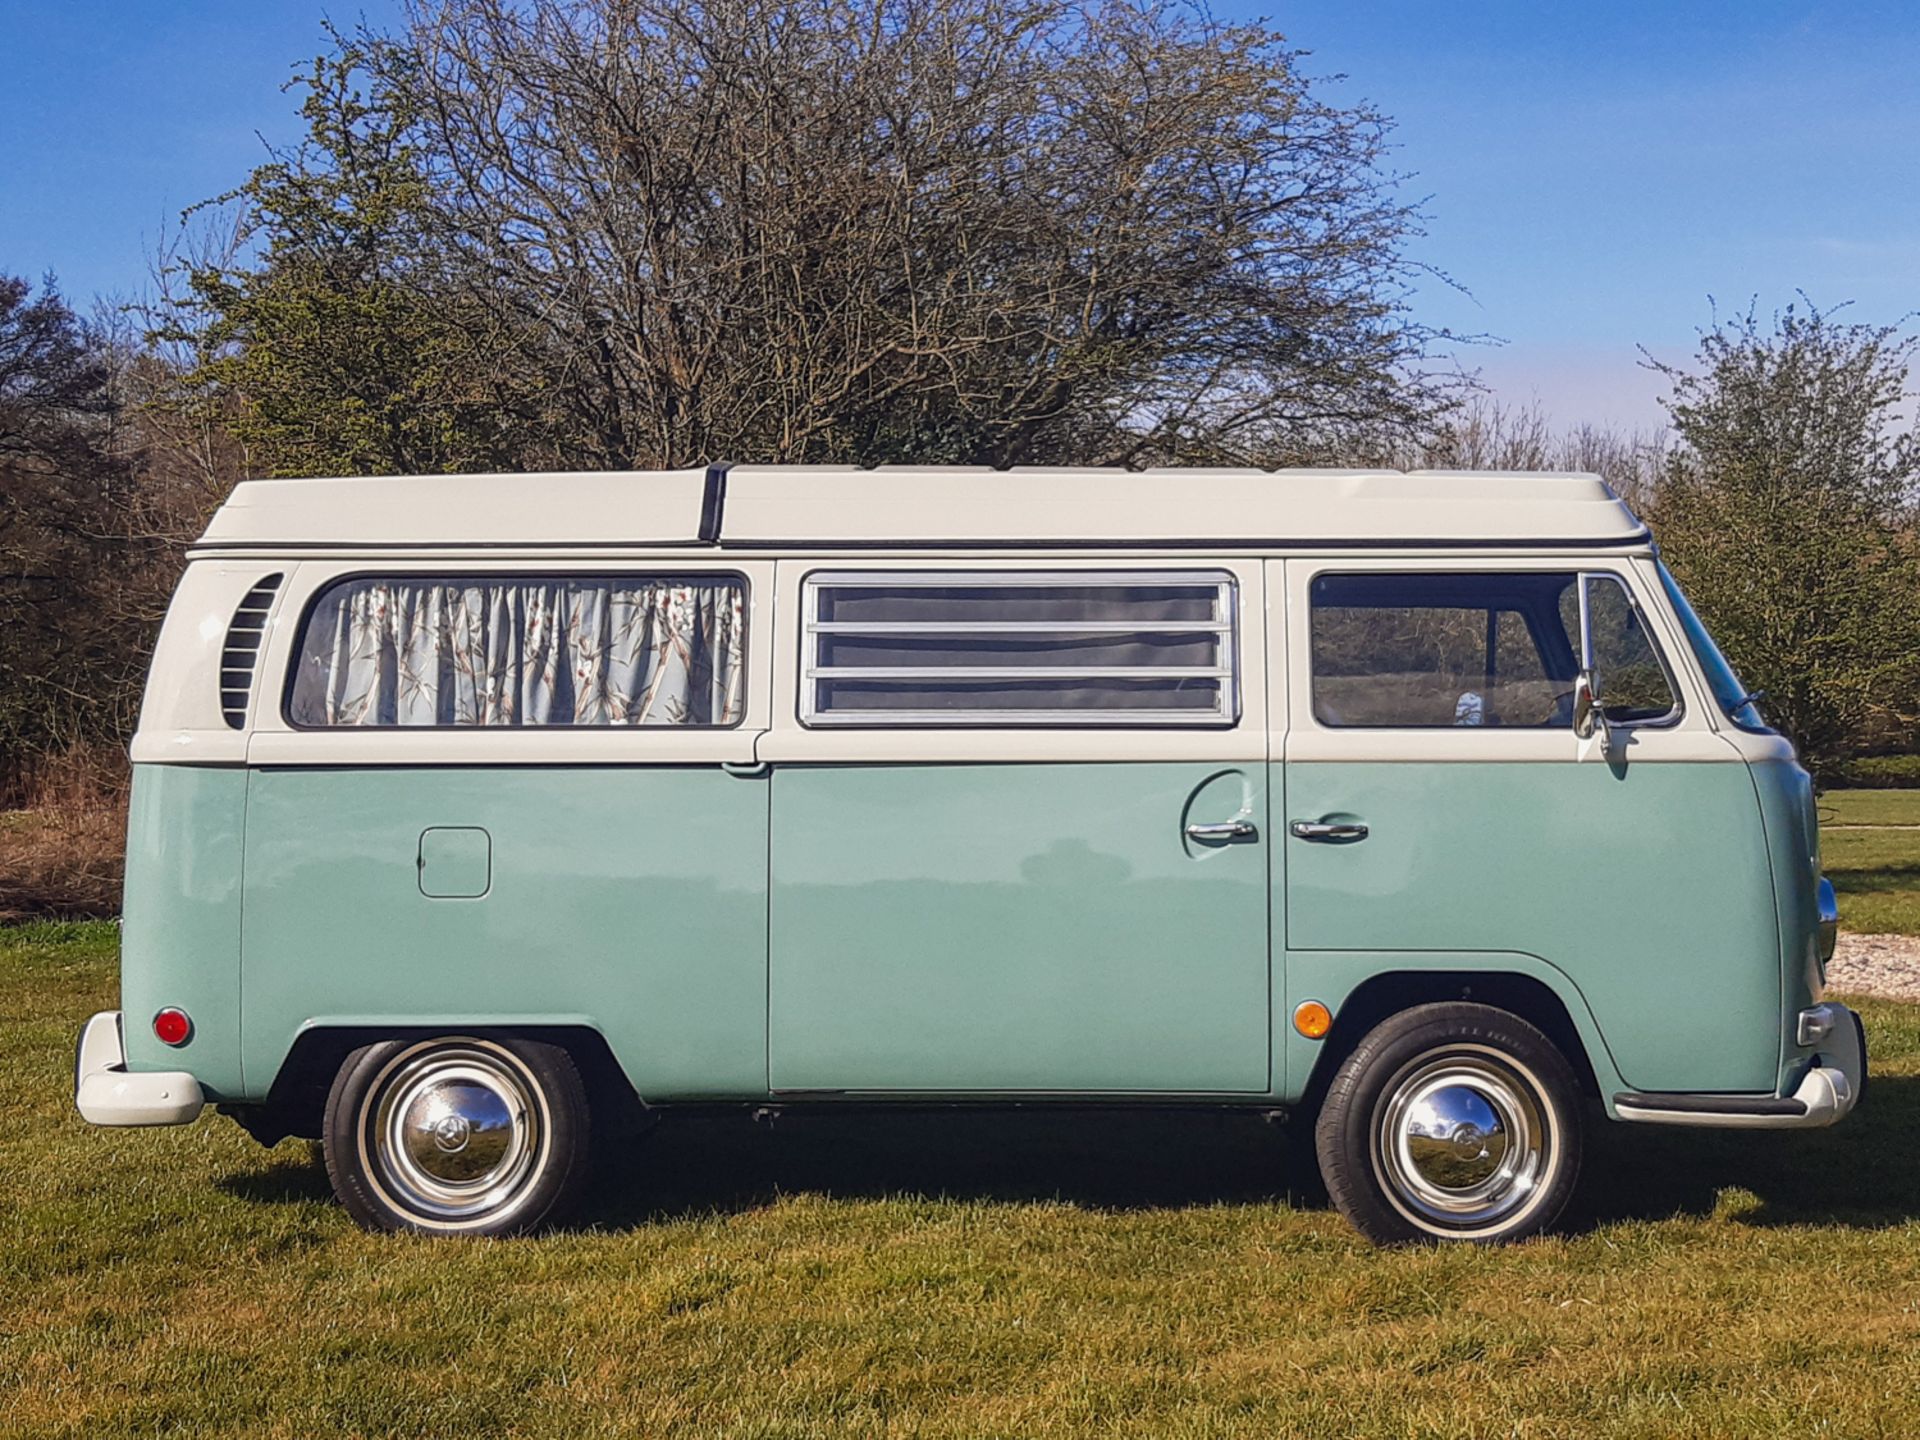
[323,1035,591,1236]
[1315,1003,1583,1245]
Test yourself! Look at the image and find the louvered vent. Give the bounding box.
[219,574,284,729]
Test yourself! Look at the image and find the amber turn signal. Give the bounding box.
[1292,1001,1333,1039]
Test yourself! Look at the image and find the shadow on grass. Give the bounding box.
[584,1106,1319,1224]
[1573,1073,1920,1232]
[583,1076,1920,1231]
[216,1144,331,1206]
[1824,863,1920,897]
[212,1078,1920,1234]
[215,1108,1320,1221]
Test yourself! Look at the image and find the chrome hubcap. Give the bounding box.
[366,1043,544,1222]
[1374,1048,1550,1233]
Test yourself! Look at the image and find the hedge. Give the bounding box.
[1838,755,1920,789]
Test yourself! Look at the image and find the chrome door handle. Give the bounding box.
[1290,820,1369,842]
[1185,819,1258,842]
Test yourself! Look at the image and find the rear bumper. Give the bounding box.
[74,1011,205,1126]
[1613,1003,1864,1129]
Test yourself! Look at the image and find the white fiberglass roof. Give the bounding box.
[193,465,1649,551]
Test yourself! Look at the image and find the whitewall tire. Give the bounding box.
[1315,1003,1583,1245]
[323,1036,591,1236]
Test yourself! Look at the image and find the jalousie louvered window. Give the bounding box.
[219,574,284,729]
[800,571,1238,726]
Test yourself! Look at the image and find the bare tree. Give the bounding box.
[0,275,138,775]
[1332,395,1669,508]
[1556,419,1669,513]
[0,267,247,797]
[202,0,1455,473]
[138,211,260,499]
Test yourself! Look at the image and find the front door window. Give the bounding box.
[1308,570,1677,730]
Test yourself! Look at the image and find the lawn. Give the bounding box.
[1819,789,1920,830]
[7,923,1920,1438]
[1821,789,1920,936]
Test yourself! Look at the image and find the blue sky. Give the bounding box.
[2,0,1914,429]
[1258,0,1920,425]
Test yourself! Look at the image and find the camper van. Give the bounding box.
[75,466,1860,1245]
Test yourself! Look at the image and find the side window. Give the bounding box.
[287,575,746,727]
[1567,574,1681,724]
[1311,572,1577,728]
[1310,571,1677,729]
[801,571,1237,726]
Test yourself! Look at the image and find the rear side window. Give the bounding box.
[801,571,1238,725]
[1309,571,1676,728]
[287,575,746,727]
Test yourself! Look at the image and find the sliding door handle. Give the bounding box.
[1185,819,1258,842]
[1290,820,1369,842]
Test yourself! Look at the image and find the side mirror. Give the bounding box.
[1572,668,1601,739]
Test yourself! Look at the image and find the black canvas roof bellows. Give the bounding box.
[698,462,732,544]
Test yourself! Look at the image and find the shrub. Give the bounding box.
[0,743,128,921]
[1837,755,1920,789]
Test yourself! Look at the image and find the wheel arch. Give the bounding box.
[1296,969,1612,1118]
[223,1023,640,1146]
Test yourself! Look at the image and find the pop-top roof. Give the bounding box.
[193,465,1649,551]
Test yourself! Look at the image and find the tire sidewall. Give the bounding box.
[323,1035,591,1236]
[1316,1004,1583,1246]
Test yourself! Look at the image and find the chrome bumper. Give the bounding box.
[74,1011,205,1126]
[1613,1003,1864,1129]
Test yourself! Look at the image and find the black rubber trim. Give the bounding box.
[1614,1090,1807,1117]
[698,462,732,543]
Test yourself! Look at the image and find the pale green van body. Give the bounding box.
[95,466,1849,1137]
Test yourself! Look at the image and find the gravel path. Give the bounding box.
[1830,933,1920,1000]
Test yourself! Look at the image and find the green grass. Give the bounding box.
[1819,789,1920,829]
[9,924,1920,1436]
[1821,790,1920,935]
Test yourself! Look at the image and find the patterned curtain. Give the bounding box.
[290,578,746,727]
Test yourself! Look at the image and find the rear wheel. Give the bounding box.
[1315,1003,1582,1245]
[323,1035,591,1236]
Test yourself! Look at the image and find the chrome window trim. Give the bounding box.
[809,620,1233,634]
[799,568,1240,728]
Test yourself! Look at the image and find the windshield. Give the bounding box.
[1655,561,1769,731]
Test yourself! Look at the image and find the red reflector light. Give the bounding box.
[152,1008,192,1046]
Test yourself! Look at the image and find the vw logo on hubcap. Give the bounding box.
[431,1112,472,1153]
[1450,1122,1488,1159]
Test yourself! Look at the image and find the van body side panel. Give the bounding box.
[119,764,248,1097]
[1748,756,1825,1088]
[238,766,769,1100]
[1284,759,1778,1093]
[768,762,1270,1093]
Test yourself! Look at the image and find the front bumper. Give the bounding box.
[74,1011,205,1126]
[1612,1003,1864,1129]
